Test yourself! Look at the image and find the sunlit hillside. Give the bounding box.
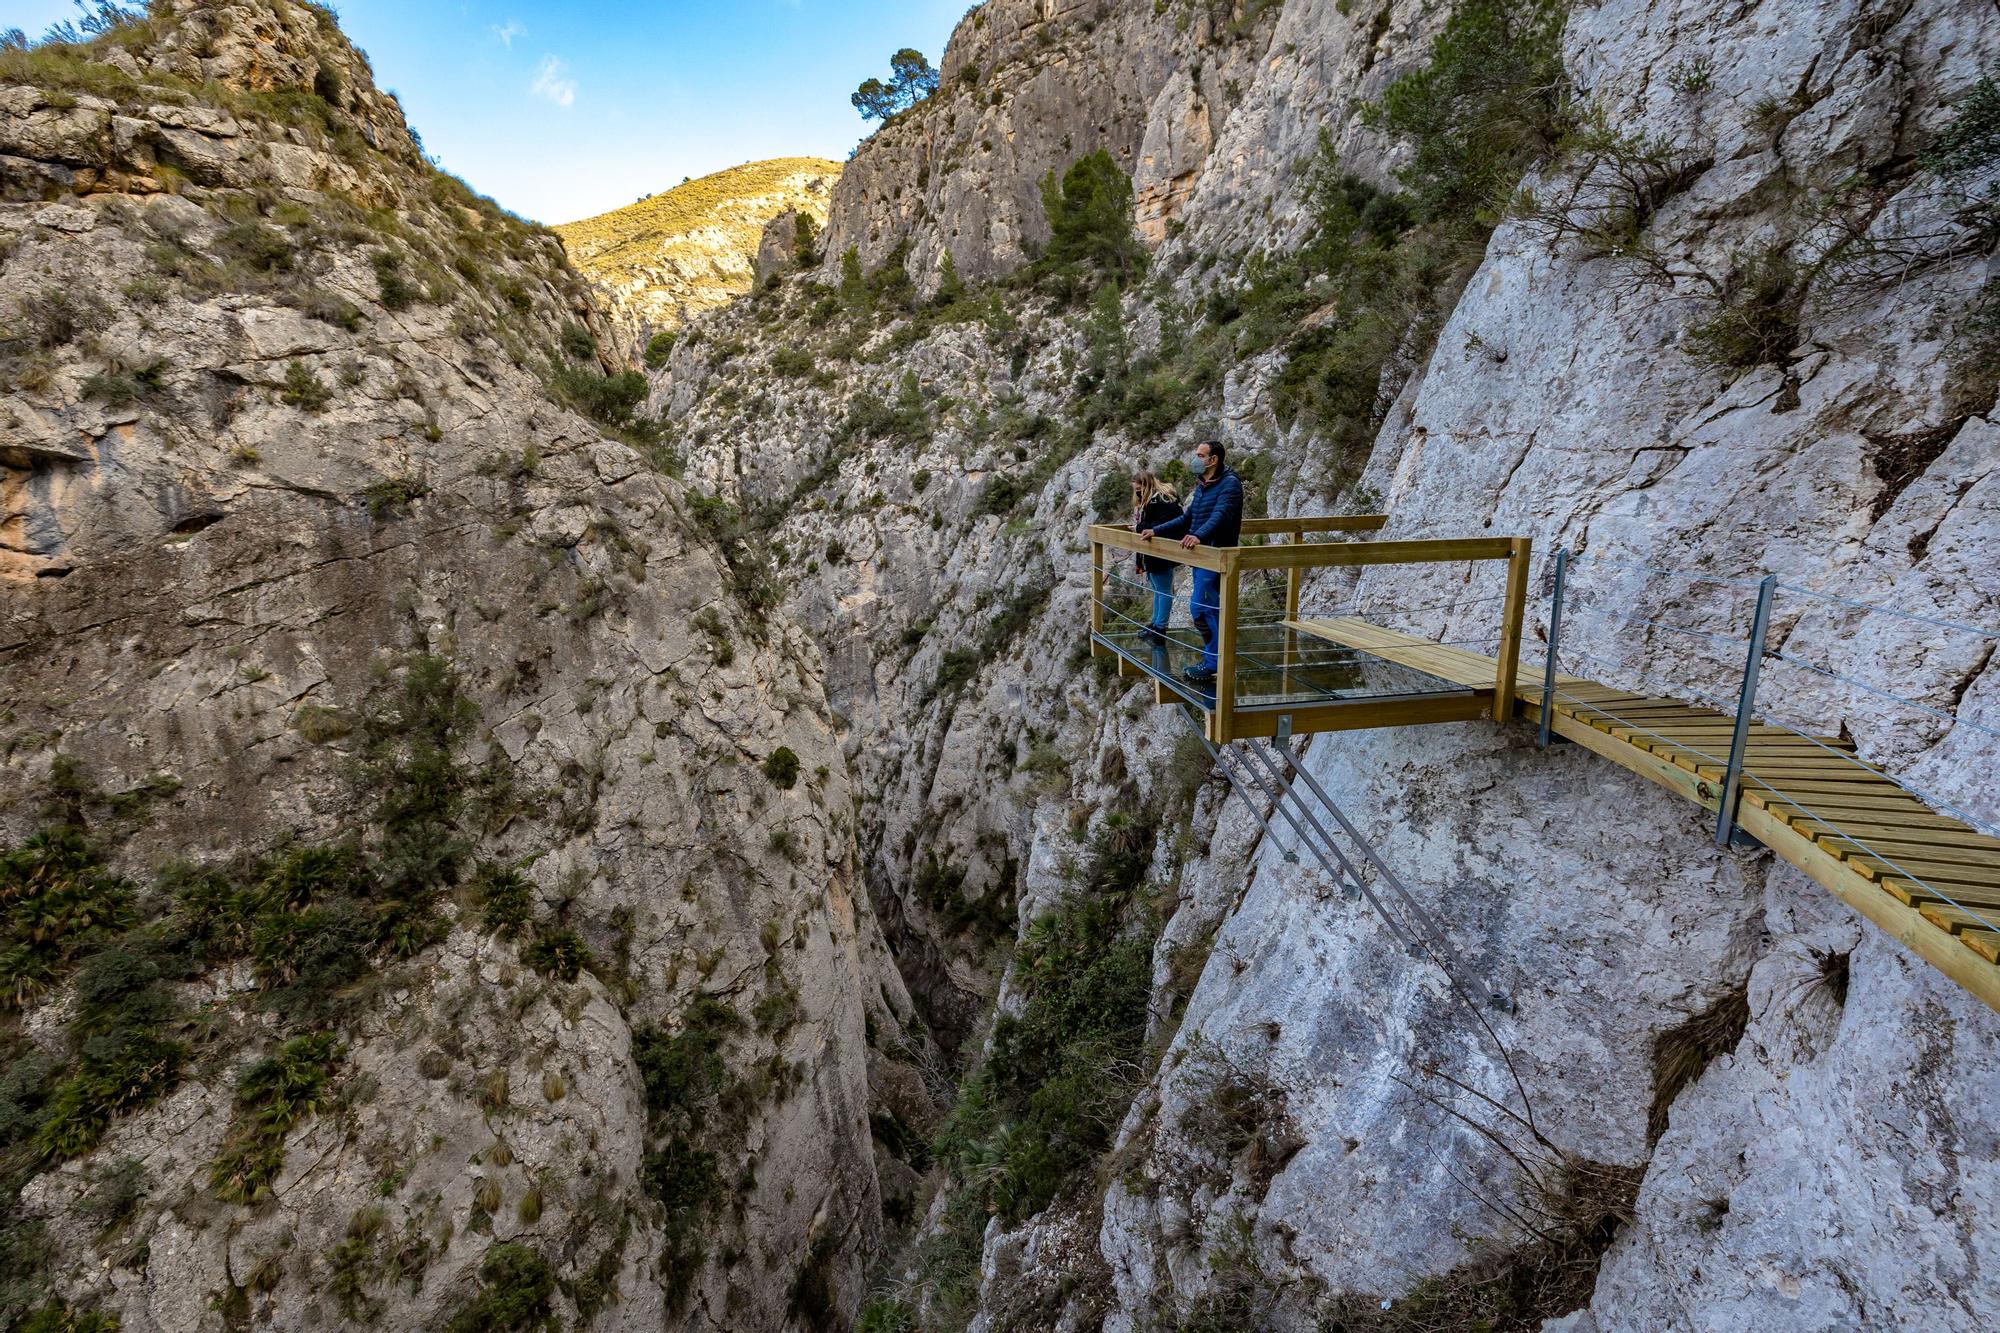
[554,157,841,332]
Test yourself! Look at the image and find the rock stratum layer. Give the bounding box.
[555,158,842,335]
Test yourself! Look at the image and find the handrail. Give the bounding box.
[1240,514,1390,537]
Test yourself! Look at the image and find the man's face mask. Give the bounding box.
[1191,452,1210,476]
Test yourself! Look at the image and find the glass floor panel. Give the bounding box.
[1094,620,1475,711]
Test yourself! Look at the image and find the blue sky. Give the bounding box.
[20,1,967,223]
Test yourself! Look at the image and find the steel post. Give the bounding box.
[1715,575,1778,847]
[1539,548,1569,747]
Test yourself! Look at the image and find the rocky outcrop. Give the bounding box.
[815,0,1285,292]
[1,6,917,1331]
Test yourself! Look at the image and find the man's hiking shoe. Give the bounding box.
[1182,665,1217,686]
[1140,626,1167,644]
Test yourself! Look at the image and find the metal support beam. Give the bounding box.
[1716,575,1777,848]
[1539,548,1569,748]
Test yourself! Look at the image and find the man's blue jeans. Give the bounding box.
[1145,568,1175,630]
[1190,568,1221,672]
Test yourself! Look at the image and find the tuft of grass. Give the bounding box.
[443,1242,554,1333]
[522,927,592,982]
[210,1033,343,1204]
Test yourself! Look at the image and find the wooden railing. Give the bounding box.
[1087,517,1532,742]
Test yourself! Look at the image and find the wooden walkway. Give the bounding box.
[1293,617,2000,1012]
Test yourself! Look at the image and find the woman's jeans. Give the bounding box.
[1145,568,1175,630]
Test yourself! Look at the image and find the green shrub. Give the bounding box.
[762,747,801,790]
[280,360,332,412]
[550,363,648,427]
[769,346,815,378]
[1368,0,1571,223]
[1,824,133,1011]
[210,1033,342,1204]
[933,813,1158,1221]
[12,1300,121,1333]
[1682,247,1803,371]
[632,995,740,1131]
[1091,467,1134,522]
[35,1027,187,1161]
[471,863,534,939]
[522,927,592,982]
[80,357,167,405]
[219,221,292,275]
[644,330,677,368]
[373,251,419,310]
[643,1137,721,1312]
[1032,151,1146,297]
[444,1243,554,1333]
[361,476,429,519]
[559,321,597,361]
[934,648,979,695]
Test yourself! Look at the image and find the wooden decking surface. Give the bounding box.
[1293,616,2000,1010]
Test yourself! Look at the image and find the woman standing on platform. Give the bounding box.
[1131,471,1182,644]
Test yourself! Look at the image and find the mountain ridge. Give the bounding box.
[555,156,841,333]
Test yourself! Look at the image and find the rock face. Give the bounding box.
[8,0,2000,1330]
[2,6,918,1332]
[657,0,2000,1328]
[555,158,842,335]
[814,0,1286,292]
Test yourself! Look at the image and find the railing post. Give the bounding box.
[1089,535,1106,656]
[1715,575,1777,847]
[1539,548,1569,747]
[1214,549,1239,744]
[1284,530,1303,623]
[1492,537,1532,724]
[1283,531,1302,697]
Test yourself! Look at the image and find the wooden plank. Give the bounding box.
[1737,801,2000,1013]
[1240,515,1388,535]
[1749,789,1968,821]
[1493,537,1532,725]
[1234,536,1520,570]
[1814,835,2000,870]
[1543,709,1722,813]
[1216,692,1493,741]
[1917,906,2000,961]
[1847,854,2000,889]
[1873,877,2000,910]
[1088,524,1232,572]
[1090,540,1107,656]
[1783,814,2000,853]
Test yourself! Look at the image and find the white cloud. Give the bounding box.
[530,55,576,108]
[491,20,525,48]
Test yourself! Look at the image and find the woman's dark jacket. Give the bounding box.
[1134,495,1184,574]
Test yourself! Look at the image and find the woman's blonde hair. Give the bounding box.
[1132,470,1177,505]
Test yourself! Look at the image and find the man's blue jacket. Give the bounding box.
[1149,468,1243,548]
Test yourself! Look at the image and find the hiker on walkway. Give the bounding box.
[1140,439,1243,687]
[1131,470,1183,645]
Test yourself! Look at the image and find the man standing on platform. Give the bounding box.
[1140,439,1243,689]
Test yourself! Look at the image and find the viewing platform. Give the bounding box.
[1087,516,1533,744]
[1084,518,2000,1013]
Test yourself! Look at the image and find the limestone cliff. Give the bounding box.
[1,5,919,1332]
[658,0,2000,1329]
